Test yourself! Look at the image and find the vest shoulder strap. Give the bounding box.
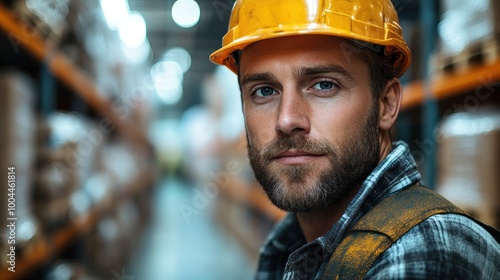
[321,185,466,280]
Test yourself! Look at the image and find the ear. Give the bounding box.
[378,78,402,131]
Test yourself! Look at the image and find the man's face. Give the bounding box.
[239,35,381,213]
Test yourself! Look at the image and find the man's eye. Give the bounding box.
[313,81,335,90]
[255,87,276,96]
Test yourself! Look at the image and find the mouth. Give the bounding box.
[273,149,324,165]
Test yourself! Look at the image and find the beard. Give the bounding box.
[247,104,381,213]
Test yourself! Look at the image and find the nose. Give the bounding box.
[275,90,311,136]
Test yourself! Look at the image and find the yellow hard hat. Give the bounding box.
[210,0,411,77]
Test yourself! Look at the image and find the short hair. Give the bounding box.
[350,39,399,100]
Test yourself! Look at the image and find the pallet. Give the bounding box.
[431,37,500,77]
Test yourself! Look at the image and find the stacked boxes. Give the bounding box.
[433,0,500,75]
[436,109,500,228]
[13,0,71,41]
[438,0,500,55]
[0,70,39,266]
[34,112,101,231]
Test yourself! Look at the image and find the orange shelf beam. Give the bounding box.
[0,169,155,280]
[401,81,425,109]
[0,3,148,146]
[402,60,500,110]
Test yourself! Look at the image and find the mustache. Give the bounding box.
[258,136,335,159]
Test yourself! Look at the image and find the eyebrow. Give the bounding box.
[240,72,276,87]
[240,64,355,87]
[294,65,355,83]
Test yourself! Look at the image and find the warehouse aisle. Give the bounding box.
[130,176,255,280]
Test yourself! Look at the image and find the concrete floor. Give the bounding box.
[130,176,256,280]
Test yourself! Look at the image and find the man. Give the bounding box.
[210,0,500,279]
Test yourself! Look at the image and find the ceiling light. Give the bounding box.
[100,0,130,29]
[151,61,184,104]
[162,47,191,73]
[157,85,183,105]
[119,12,147,48]
[151,61,183,91]
[121,40,151,64]
[171,0,201,28]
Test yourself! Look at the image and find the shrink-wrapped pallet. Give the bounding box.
[34,112,104,230]
[0,70,39,266]
[438,0,500,56]
[433,0,500,75]
[13,0,71,41]
[436,109,500,228]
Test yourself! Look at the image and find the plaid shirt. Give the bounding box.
[255,141,500,279]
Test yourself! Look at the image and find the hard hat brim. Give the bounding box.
[210,24,411,78]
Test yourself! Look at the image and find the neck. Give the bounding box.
[378,133,393,163]
[296,184,361,243]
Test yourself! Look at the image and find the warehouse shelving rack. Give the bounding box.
[0,3,156,279]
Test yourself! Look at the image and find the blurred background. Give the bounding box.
[0,0,499,279]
